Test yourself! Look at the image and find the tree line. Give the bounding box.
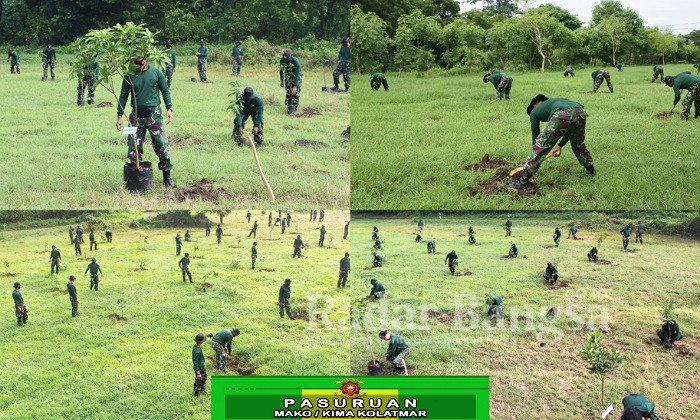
[0,0,349,46]
[351,0,700,74]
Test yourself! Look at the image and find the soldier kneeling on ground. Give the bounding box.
[657,319,683,350]
[486,295,504,320]
[373,252,383,267]
[620,393,660,420]
[368,278,385,298]
[427,240,435,253]
[415,234,422,242]
[373,239,382,250]
[544,262,559,285]
[587,247,598,262]
[508,244,518,258]
[379,330,409,373]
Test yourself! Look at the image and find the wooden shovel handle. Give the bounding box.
[243,130,275,201]
[509,152,553,177]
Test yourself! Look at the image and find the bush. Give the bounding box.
[129,211,210,228]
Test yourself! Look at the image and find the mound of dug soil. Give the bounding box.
[654,111,675,119]
[464,155,544,198]
[456,271,473,276]
[207,355,258,375]
[201,282,214,291]
[107,313,127,321]
[1,272,17,277]
[258,268,275,272]
[548,280,570,289]
[293,107,321,118]
[170,136,203,146]
[295,139,328,148]
[96,101,113,108]
[595,259,613,265]
[425,309,470,324]
[172,179,231,202]
[464,154,510,171]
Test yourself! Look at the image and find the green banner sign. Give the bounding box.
[212,376,489,420]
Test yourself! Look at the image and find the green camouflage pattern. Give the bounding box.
[77,76,96,105]
[680,81,700,120]
[284,74,302,108]
[651,66,664,83]
[495,75,512,100]
[164,63,173,88]
[126,107,173,171]
[210,341,227,371]
[593,70,613,92]
[333,60,350,89]
[197,59,207,82]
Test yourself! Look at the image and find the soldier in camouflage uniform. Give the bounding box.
[563,65,574,77]
[231,41,244,76]
[338,252,350,288]
[591,69,613,93]
[232,87,264,147]
[89,229,98,250]
[511,95,594,189]
[68,275,79,317]
[179,253,192,283]
[192,333,207,396]
[483,71,512,100]
[210,328,240,372]
[615,62,624,72]
[278,278,294,319]
[77,56,99,106]
[370,73,389,91]
[196,40,208,82]
[665,73,700,120]
[280,50,302,114]
[251,242,258,269]
[73,235,82,256]
[635,220,645,244]
[84,258,103,291]
[50,245,61,275]
[164,40,176,88]
[7,47,19,74]
[620,224,632,250]
[445,250,458,275]
[42,44,56,81]
[216,224,223,244]
[651,65,664,83]
[117,56,175,187]
[176,233,182,255]
[332,38,351,92]
[13,282,28,326]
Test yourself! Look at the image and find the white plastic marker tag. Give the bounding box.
[122,126,137,135]
[601,404,614,419]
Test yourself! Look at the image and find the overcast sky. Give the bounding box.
[460,0,700,34]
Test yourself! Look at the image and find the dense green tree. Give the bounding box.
[520,11,574,72]
[648,28,678,65]
[529,3,582,31]
[485,18,528,69]
[440,19,485,72]
[467,0,521,18]
[350,4,388,73]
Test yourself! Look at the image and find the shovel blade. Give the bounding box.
[509,166,524,177]
[321,87,330,92]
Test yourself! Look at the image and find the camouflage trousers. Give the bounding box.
[210,342,227,371]
[488,304,504,319]
[279,298,293,318]
[71,298,79,317]
[448,259,458,275]
[181,268,192,283]
[90,240,97,250]
[554,235,561,247]
[16,304,28,326]
[197,59,207,81]
[563,70,574,77]
[10,59,19,74]
[51,260,60,275]
[333,60,350,89]
[390,347,410,368]
[75,245,81,255]
[371,77,389,91]
[651,68,664,83]
[593,70,613,92]
[284,74,302,108]
[232,56,243,75]
[194,366,207,395]
[505,226,512,236]
[496,76,512,100]
[78,76,96,105]
[127,107,173,171]
[523,107,593,175]
[233,116,264,146]
[680,82,700,120]
[622,235,629,249]
[176,244,181,255]
[293,247,301,258]
[90,274,99,291]
[338,270,348,287]
[164,63,173,88]
[43,61,55,80]
[251,255,257,269]
[635,232,643,244]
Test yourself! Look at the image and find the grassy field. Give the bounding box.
[350,213,700,419]
[0,210,350,419]
[351,65,700,210]
[0,55,349,210]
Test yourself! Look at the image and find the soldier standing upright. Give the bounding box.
[278,279,294,319]
[179,253,192,283]
[620,224,632,250]
[7,47,20,74]
[50,245,61,275]
[73,235,82,256]
[231,41,244,76]
[338,252,350,288]
[84,258,103,291]
[251,242,258,269]
[344,221,349,240]
[176,233,182,256]
[13,282,28,326]
[216,224,223,244]
[205,220,211,237]
[249,221,258,238]
[196,40,208,82]
[636,220,645,244]
[293,235,303,258]
[67,276,79,317]
[89,229,98,250]
[505,219,512,236]
[319,225,326,247]
[42,44,56,81]
[164,40,176,88]
[332,38,350,92]
[192,333,207,396]
[280,50,302,115]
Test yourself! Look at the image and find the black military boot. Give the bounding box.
[331,84,339,91]
[509,171,533,190]
[344,85,349,92]
[163,170,176,188]
[581,165,595,178]
[287,105,295,115]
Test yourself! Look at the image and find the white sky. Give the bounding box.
[460,0,700,34]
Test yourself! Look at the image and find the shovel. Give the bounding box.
[509,152,553,178]
[243,130,275,201]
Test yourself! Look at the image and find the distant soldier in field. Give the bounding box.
[563,65,574,77]
[286,212,292,226]
[415,234,422,242]
[370,72,389,91]
[293,235,304,258]
[89,229,98,250]
[468,226,475,236]
[7,47,20,74]
[591,69,613,93]
[68,275,79,317]
[553,227,562,247]
[84,257,103,290]
[313,210,318,221]
[344,221,349,240]
[368,278,385,298]
[76,225,84,243]
[620,394,660,420]
[380,330,410,372]
[468,233,476,245]
[505,218,512,236]
[278,278,294,319]
[281,218,287,234]
[544,263,558,285]
[268,212,272,227]
[210,328,240,372]
[69,226,74,244]
[373,252,383,267]
[635,220,645,244]
[664,73,700,120]
[233,87,264,147]
[615,62,624,72]
[116,55,175,187]
[620,224,632,250]
[445,250,459,275]
[418,219,424,233]
[185,230,191,241]
[77,56,99,106]
[319,225,326,247]
[205,220,211,236]
[338,252,350,288]
[657,319,683,350]
[195,40,208,82]
[486,295,504,320]
[483,71,512,100]
[50,245,61,275]
[508,244,518,258]
[164,40,176,88]
[231,41,244,76]
[587,247,598,262]
[372,229,379,241]
[216,224,223,244]
[427,240,436,253]
[332,37,351,92]
[373,239,382,250]
[179,252,192,283]
[280,50,302,114]
[319,210,325,222]
[176,233,182,255]
[651,65,664,83]
[13,282,28,326]
[42,44,56,81]
[309,210,313,221]
[246,211,252,223]
[251,242,258,269]
[73,235,82,256]
[567,225,578,239]
[105,229,112,242]
[192,333,207,396]
[249,221,258,239]
[512,95,595,189]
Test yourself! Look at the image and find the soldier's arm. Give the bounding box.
[254,97,264,127]
[293,58,301,85]
[172,51,176,69]
[530,112,540,143]
[158,70,173,111]
[117,77,131,116]
[673,83,681,104]
[98,265,103,274]
[279,60,284,82]
[84,266,89,274]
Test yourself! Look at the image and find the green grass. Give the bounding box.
[0,57,349,210]
[0,210,350,419]
[351,65,700,209]
[350,213,700,419]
